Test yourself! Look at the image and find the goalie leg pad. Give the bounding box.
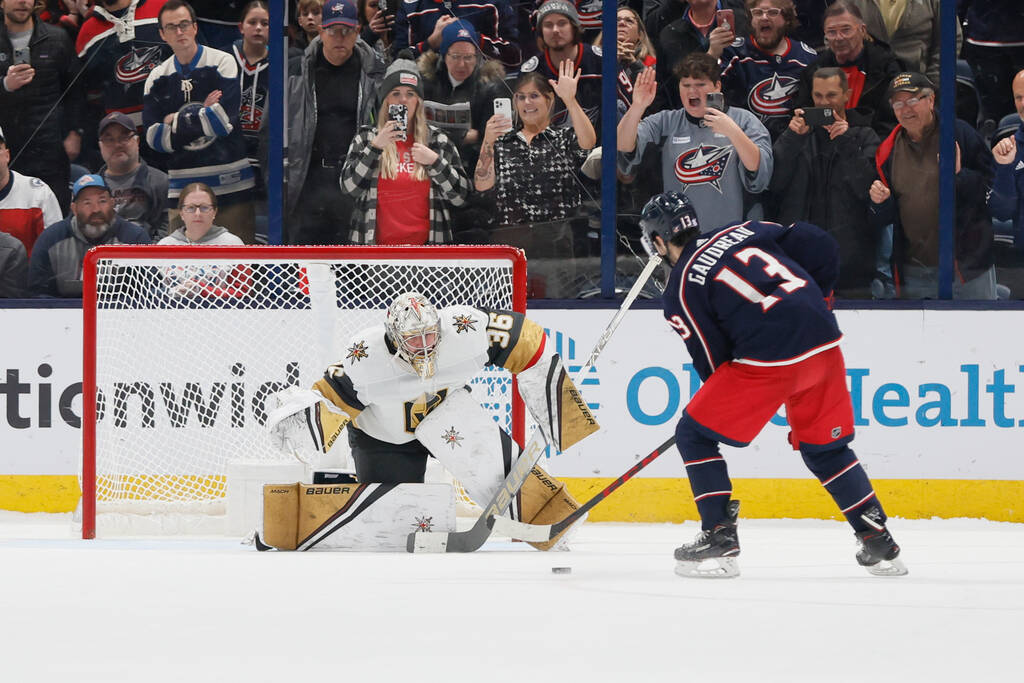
[517,352,600,452]
[519,464,582,551]
[260,482,455,551]
[415,387,520,516]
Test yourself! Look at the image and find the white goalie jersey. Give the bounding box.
[304,305,549,447]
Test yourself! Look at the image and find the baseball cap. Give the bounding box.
[98,111,137,137]
[535,0,580,31]
[321,0,358,28]
[887,72,933,99]
[72,174,110,200]
[440,21,479,57]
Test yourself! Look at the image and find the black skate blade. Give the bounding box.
[865,557,907,577]
[674,557,740,579]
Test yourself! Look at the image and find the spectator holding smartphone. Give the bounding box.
[771,67,881,298]
[618,53,772,232]
[1,0,83,211]
[359,0,393,61]
[654,0,748,110]
[341,54,470,244]
[594,6,656,109]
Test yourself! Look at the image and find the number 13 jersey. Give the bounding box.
[663,220,843,383]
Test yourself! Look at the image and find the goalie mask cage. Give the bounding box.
[81,245,527,538]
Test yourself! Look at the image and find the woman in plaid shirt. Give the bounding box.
[341,54,470,244]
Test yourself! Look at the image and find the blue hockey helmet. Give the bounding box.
[639,192,700,257]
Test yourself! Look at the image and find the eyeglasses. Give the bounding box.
[99,133,137,145]
[181,204,215,214]
[162,19,195,33]
[446,53,477,63]
[891,96,928,111]
[324,24,356,38]
[824,26,857,39]
[750,8,782,18]
[514,92,544,102]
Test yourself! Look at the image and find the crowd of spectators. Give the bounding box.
[0,0,1022,301]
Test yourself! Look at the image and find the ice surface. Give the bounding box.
[1,513,1021,682]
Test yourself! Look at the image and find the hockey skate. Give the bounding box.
[674,500,740,578]
[855,508,908,577]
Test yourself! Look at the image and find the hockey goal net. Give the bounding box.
[81,245,527,538]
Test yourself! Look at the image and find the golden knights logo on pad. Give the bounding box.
[442,426,464,449]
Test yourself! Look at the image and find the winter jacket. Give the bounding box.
[870,118,994,291]
[0,18,83,176]
[285,37,386,212]
[340,124,469,244]
[418,51,507,168]
[795,41,905,139]
[28,214,150,297]
[848,0,960,86]
[0,231,27,298]
[989,121,1024,245]
[771,109,882,295]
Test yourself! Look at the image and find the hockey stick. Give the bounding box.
[489,434,677,543]
[408,254,663,553]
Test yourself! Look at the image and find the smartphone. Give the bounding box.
[705,92,726,112]
[13,47,30,65]
[388,103,408,141]
[802,107,836,127]
[716,9,735,33]
[493,97,513,130]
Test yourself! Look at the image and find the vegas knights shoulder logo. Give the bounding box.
[451,313,477,333]
[748,73,798,118]
[675,144,733,192]
[346,340,369,362]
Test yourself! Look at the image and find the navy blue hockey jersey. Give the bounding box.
[720,37,816,133]
[662,220,842,382]
[142,44,254,199]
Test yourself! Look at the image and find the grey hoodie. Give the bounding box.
[157,225,244,245]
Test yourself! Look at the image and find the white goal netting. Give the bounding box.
[82,245,526,537]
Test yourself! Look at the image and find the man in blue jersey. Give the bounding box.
[143,0,255,243]
[639,190,906,579]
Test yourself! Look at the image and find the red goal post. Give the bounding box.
[81,245,528,538]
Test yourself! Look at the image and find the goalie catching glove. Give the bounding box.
[265,386,351,463]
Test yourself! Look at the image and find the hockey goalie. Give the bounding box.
[264,291,600,551]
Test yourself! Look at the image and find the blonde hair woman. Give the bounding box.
[340,54,470,244]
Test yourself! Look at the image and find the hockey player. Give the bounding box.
[266,292,599,550]
[639,191,906,578]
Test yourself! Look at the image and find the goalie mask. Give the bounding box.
[639,191,700,258]
[386,291,441,378]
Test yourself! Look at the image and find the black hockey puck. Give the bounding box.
[551,566,572,574]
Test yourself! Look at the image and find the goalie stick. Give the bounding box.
[407,254,664,553]
[489,434,677,543]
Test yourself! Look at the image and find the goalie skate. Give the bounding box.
[674,500,740,579]
[855,511,908,577]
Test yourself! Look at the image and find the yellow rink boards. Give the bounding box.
[3,475,1021,522]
